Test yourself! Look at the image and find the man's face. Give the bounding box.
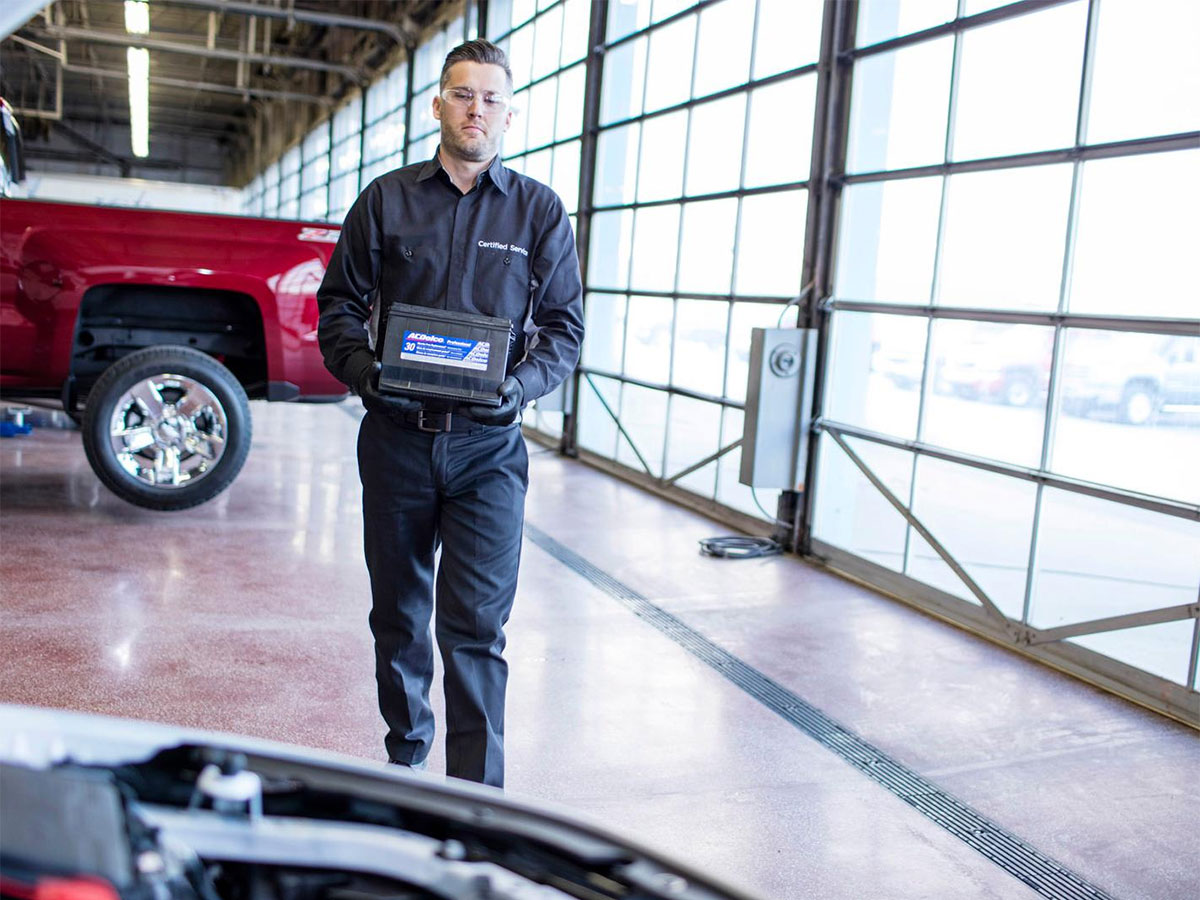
[433,61,513,164]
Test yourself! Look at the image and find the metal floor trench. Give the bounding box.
[1,399,1196,900]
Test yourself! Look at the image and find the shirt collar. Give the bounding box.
[417,148,510,196]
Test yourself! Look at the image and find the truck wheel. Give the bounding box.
[82,346,251,510]
[1118,383,1158,426]
[1003,374,1036,408]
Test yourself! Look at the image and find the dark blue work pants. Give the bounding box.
[357,412,528,788]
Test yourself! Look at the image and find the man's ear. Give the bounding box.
[432,95,443,122]
[502,109,512,133]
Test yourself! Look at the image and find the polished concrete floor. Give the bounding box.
[1,400,1197,900]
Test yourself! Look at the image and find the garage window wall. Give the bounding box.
[488,0,591,440]
[577,0,822,519]
[812,0,1200,700]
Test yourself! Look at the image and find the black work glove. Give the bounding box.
[462,375,524,426]
[356,361,421,416]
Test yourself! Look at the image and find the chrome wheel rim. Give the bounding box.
[107,373,228,488]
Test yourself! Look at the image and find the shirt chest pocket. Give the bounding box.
[385,234,436,301]
[473,250,534,318]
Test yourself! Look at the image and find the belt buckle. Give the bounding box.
[416,410,452,433]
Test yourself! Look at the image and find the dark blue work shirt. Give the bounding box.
[316,152,584,403]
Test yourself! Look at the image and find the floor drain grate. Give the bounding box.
[526,524,1115,900]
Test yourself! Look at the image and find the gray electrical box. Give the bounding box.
[740,327,817,489]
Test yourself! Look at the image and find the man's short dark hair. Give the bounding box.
[440,39,514,94]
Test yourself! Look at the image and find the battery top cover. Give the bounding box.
[378,303,510,407]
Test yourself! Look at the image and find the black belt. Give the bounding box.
[396,409,487,434]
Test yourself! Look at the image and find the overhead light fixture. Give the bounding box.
[124,1,149,35]
[125,1,150,158]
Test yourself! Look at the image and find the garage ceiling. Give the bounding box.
[1,0,459,185]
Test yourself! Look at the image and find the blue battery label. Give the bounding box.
[400,330,491,371]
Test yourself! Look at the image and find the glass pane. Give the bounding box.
[692,0,754,99]
[735,190,806,297]
[617,384,669,477]
[600,35,648,125]
[1068,150,1200,319]
[487,0,511,37]
[512,0,537,27]
[846,38,953,173]
[677,198,738,294]
[725,301,797,403]
[813,434,913,573]
[281,145,301,176]
[665,396,721,498]
[937,165,1072,310]
[906,457,1037,619]
[924,320,1053,468]
[551,140,581,213]
[653,0,697,23]
[299,188,327,221]
[509,23,535,90]
[825,311,926,439]
[1029,490,1200,684]
[532,5,564,82]
[587,209,634,289]
[630,204,681,293]
[685,94,746,196]
[624,295,674,383]
[835,177,941,303]
[582,293,627,373]
[637,110,687,202]
[364,112,405,164]
[716,407,763,519]
[526,77,559,150]
[644,14,696,113]
[329,173,359,222]
[555,64,586,141]
[1087,0,1200,143]
[1054,331,1200,504]
[672,298,728,396]
[410,85,439,140]
[507,89,530,157]
[951,2,1086,161]
[754,0,823,79]
[331,138,360,178]
[524,147,553,185]
[855,0,956,47]
[332,96,362,145]
[594,122,640,206]
[561,0,591,67]
[743,75,817,188]
[607,0,652,44]
[579,373,621,459]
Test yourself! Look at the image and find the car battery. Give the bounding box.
[378,303,510,407]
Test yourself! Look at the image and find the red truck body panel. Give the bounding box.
[0,198,344,398]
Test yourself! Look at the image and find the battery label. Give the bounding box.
[400,330,491,371]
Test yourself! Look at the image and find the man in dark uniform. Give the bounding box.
[316,39,584,789]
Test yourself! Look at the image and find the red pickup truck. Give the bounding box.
[0,100,346,510]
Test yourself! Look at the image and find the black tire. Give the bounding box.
[1118,382,1158,426]
[1003,373,1036,408]
[81,346,251,510]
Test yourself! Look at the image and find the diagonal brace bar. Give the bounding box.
[1028,603,1200,646]
[584,373,654,477]
[664,438,743,485]
[827,428,1011,628]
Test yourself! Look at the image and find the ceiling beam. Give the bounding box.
[24,24,364,81]
[153,0,414,46]
[63,63,334,106]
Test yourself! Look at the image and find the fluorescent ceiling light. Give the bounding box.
[124,1,150,35]
[125,1,150,159]
[128,47,150,158]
